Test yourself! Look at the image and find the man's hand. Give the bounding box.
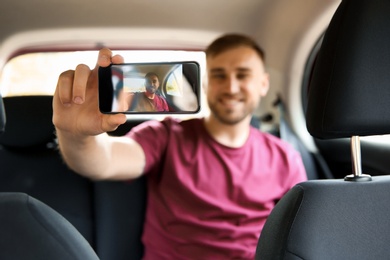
[53,48,127,136]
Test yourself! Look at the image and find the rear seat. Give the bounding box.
[0,96,95,244]
[0,95,146,260]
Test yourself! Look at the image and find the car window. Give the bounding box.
[0,50,207,118]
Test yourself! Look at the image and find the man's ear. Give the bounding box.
[259,72,270,96]
[202,74,208,93]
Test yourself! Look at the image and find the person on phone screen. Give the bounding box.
[129,72,169,112]
[53,33,307,259]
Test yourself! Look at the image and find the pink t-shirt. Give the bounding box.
[152,95,169,111]
[128,118,307,259]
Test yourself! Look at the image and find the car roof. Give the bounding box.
[0,1,339,58]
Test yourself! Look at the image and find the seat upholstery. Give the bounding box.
[306,0,390,139]
[256,176,390,259]
[256,0,390,259]
[0,192,99,260]
[93,178,147,260]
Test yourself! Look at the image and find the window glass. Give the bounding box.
[166,66,183,97]
[0,50,206,97]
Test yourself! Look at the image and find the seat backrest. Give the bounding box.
[93,177,147,260]
[256,176,390,260]
[0,192,99,260]
[256,0,390,258]
[0,96,95,245]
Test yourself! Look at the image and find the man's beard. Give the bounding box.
[146,86,157,93]
[208,100,253,125]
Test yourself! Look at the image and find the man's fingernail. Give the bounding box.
[99,55,109,62]
[74,97,83,104]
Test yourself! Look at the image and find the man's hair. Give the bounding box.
[145,72,159,80]
[205,33,265,62]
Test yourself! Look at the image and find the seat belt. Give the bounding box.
[275,97,334,179]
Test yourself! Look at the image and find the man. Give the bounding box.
[53,33,307,259]
[129,72,169,112]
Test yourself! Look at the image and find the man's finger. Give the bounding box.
[73,64,91,104]
[97,48,113,68]
[57,70,75,105]
[91,48,113,82]
[112,54,124,64]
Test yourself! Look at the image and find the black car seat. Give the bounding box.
[256,0,390,259]
[0,192,99,260]
[93,177,146,260]
[0,95,95,245]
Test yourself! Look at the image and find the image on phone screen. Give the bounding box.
[98,62,200,114]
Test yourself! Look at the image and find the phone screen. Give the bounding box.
[98,62,201,114]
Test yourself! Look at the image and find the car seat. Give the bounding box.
[0,95,95,245]
[256,0,390,259]
[0,192,99,260]
[0,95,98,259]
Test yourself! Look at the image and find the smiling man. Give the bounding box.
[130,72,169,112]
[204,37,270,146]
[53,33,307,259]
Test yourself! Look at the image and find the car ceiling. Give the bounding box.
[2,0,338,53]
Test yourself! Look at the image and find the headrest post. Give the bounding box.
[351,136,362,176]
[0,94,5,134]
[344,136,371,182]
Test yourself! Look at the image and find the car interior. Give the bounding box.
[256,0,390,258]
[1,0,390,259]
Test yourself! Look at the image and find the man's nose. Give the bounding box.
[227,77,240,93]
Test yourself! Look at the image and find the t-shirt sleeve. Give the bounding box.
[262,132,308,193]
[126,119,171,174]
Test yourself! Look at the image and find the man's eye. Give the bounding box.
[237,73,250,80]
[211,74,226,79]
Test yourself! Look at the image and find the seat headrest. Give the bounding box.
[306,0,390,139]
[0,96,55,148]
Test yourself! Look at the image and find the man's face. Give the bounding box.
[145,75,160,94]
[206,46,269,125]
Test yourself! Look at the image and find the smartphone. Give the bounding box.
[98,61,201,114]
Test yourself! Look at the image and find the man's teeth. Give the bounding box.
[223,99,239,105]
